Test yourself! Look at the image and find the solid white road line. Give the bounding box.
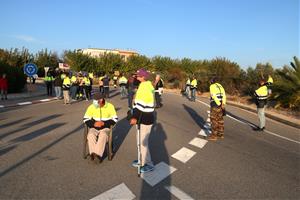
[0,105,4,108]
[141,162,177,187]
[90,183,135,200]
[189,137,208,148]
[264,129,300,144]
[165,185,194,200]
[17,102,32,105]
[171,147,196,163]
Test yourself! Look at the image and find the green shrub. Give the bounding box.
[0,61,27,93]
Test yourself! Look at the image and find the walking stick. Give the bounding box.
[137,112,143,176]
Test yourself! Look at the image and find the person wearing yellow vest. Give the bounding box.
[266,75,274,95]
[190,76,197,101]
[44,72,54,96]
[83,93,118,163]
[130,68,155,173]
[82,74,91,101]
[184,77,191,99]
[118,73,128,98]
[207,77,226,141]
[253,80,268,131]
[70,73,78,100]
[62,72,71,104]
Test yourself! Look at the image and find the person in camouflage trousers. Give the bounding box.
[207,77,226,141]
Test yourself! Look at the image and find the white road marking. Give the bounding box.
[206,118,211,122]
[141,162,177,187]
[165,185,194,200]
[90,183,135,200]
[17,102,32,105]
[189,137,208,148]
[40,99,51,102]
[171,147,196,163]
[0,105,4,108]
[198,129,207,137]
[167,92,300,145]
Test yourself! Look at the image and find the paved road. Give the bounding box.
[0,89,299,199]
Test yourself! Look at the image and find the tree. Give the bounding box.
[270,56,300,111]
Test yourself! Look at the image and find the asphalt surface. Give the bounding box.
[0,89,299,199]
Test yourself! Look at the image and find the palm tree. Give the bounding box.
[271,56,300,111]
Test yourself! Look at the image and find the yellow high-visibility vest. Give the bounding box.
[83,102,118,123]
[134,81,155,112]
[210,83,226,106]
[255,85,268,100]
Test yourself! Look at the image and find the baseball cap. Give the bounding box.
[136,68,149,78]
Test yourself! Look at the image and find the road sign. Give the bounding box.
[24,63,38,77]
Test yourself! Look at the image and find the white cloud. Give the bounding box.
[13,35,44,44]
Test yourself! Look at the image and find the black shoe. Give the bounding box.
[94,155,102,164]
[253,127,264,131]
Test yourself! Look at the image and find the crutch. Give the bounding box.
[137,122,142,176]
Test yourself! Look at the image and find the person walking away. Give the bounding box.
[207,77,226,141]
[113,75,118,88]
[44,72,54,96]
[190,76,197,101]
[0,74,8,100]
[83,74,91,101]
[266,75,273,96]
[118,73,128,98]
[102,75,110,98]
[127,73,139,111]
[153,74,164,108]
[185,77,191,99]
[253,80,268,131]
[62,72,71,104]
[70,72,78,100]
[83,93,118,163]
[130,68,155,173]
[54,73,63,99]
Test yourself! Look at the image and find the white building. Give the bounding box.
[78,48,138,61]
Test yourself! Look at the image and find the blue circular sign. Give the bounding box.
[24,63,38,77]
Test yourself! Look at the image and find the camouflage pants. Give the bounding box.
[210,106,224,136]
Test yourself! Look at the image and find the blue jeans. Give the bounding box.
[191,89,196,101]
[54,86,62,98]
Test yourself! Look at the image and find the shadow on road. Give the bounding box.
[0,124,83,178]
[183,104,206,129]
[140,121,171,199]
[0,114,63,140]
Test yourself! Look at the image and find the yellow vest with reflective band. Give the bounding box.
[267,76,273,84]
[83,77,91,86]
[134,81,155,112]
[119,76,128,84]
[44,76,54,82]
[191,79,197,88]
[186,79,191,85]
[89,73,93,79]
[63,77,71,85]
[210,83,226,106]
[71,76,77,83]
[83,102,118,123]
[255,85,268,100]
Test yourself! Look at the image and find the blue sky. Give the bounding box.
[0,0,299,69]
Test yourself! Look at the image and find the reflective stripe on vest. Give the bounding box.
[83,103,118,123]
[134,81,154,112]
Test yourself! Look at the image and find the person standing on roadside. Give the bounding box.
[62,72,71,105]
[0,73,8,100]
[153,74,164,108]
[190,76,197,101]
[54,72,63,99]
[207,77,226,141]
[130,68,155,173]
[127,72,139,111]
[118,73,128,98]
[44,72,54,96]
[253,79,268,131]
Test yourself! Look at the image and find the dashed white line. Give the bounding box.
[171,147,196,163]
[90,183,135,200]
[189,137,208,148]
[40,99,51,102]
[141,162,177,187]
[165,185,194,200]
